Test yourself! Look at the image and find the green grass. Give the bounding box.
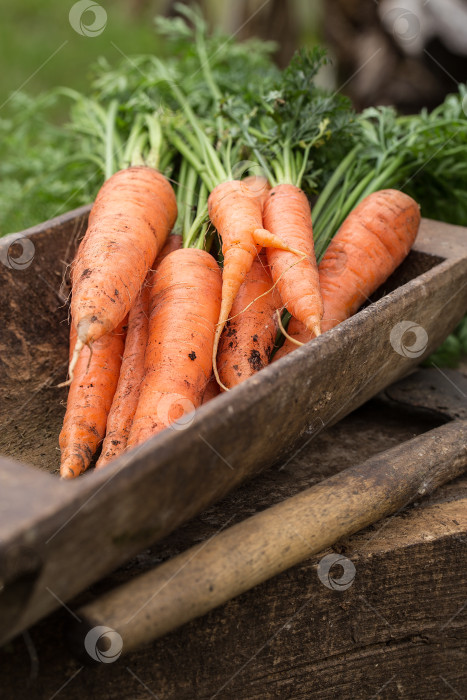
[0,0,162,113]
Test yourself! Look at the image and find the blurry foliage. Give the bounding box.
[0,0,164,112]
[0,0,322,110]
[0,92,98,232]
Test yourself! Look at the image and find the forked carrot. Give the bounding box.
[127,248,222,447]
[208,179,300,388]
[93,287,149,469]
[217,251,280,389]
[95,235,183,468]
[67,166,177,382]
[264,184,323,337]
[59,319,127,479]
[275,189,421,359]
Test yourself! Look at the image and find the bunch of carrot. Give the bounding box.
[58,17,423,480]
[59,163,420,479]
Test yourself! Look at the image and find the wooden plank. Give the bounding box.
[70,419,467,653]
[0,215,466,645]
[0,206,89,470]
[1,402,465,699]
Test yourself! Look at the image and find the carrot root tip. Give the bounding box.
[212,329,230,393]
[308,319,322,337]
[61,337,85,387]
[77,318,92,344]
[253,229,306,259]
[277,310,305,347]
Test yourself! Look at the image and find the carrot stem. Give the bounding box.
[296,143,312,189]
[104,100,119,180]
[183,167,198,238]
[311,144,360,223]
[145,113,163,170]
[168,130,213,189]
[122,114,145,167]
[195,21,224,141]
[185,188,208,248]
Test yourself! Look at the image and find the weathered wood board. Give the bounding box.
[0,209,466,647]
[1,401,465,699]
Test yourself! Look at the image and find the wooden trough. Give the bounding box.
[0,207,466,652]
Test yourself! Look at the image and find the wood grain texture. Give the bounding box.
[0,206,89,470]
[72,420,467,653]
[0,212,466,648]
[1,402,465,699]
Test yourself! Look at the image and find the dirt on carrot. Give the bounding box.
[95,234,183,468]
[59,319,127,479]
[217,251,280,389]
[208,179,301,388]
[68,166,177,381]
[127,248,222,447]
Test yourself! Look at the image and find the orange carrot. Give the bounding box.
[217,252,280,389]
[68,166,177,381]
[59,319,127,479]
[208,179,299,388]
[127,248,222,447]
[264,184,323,337]
[93,287,149,469]
[95,235,183,468]
[275,189,421,359]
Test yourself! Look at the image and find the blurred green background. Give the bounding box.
[0,0,322,111]
[0,0,325,235]
[0,0,163,110]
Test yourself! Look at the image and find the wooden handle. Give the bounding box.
[71,420,467,657]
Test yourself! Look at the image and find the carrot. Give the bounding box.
[214,176,280,390]
[163,74,299,389]
[95,235,183,468]
[59,319,127,479]
[127,248,222,447]
[274,189,421,359]
[208,179,300,386]
[67,165,177,382]
[217,251,280,389]
[94,287,149,469]
[263,184,323,337]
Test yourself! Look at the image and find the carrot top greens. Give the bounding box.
[1,6,467,363]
